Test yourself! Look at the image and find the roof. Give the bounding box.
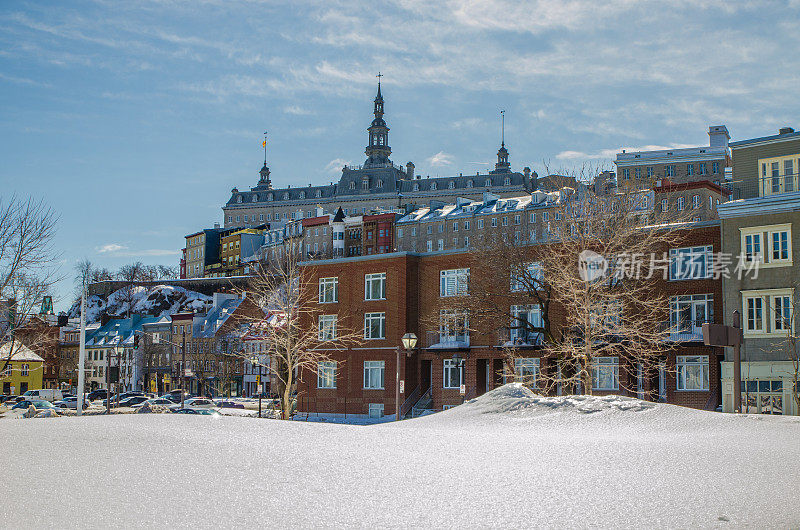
[196,298,244,338]
[729,129,800,148]
[0,342,44,362]
[85,316,160,347]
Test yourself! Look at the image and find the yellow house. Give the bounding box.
[0,342,44,396]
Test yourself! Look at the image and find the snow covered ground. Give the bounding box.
[2,384,799,528]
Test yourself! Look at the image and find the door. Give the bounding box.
[20,382,28,394]
[476,359,487,395]
[421,360,432,391]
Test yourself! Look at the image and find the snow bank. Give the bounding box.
[2,385,799,528]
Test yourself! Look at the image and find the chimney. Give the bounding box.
[214,223,220,229]
[708,125,730,148]
[779,127,795,135]
[523,167,531,179]
[406,161,415,180]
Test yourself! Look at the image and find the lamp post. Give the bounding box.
[250,355,261,418]
[396,332,418,421]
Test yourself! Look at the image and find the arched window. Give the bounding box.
[467,180,474,188]
[448,181,455,189]
[299,191,306,199]
[413,183,419,191]
[349,181,356,190]
[504,177,511,186]
[236,195,242,203]
[315,190,322,198]
[252,195,258,202]
[431,181,437,190]
[485,178,491,187]
[377,180,383,188]
[267,193,273,201]
[283,192,289,200]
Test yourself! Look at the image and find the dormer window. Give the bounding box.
[467,180,473,188]
[283,192,289,200]
[300,191,306,199]
[236,195,242,203]
[431,182,437,190]
[413,183,419,191]
[448,181,455,189]
[485,178,491,187]
[377,179,383,188]
[349,181,356,190]
[315,190,322,198]
[268,193,273,201]
[252,195,258,202]
[362,177,370,190]
[504,177,511,186]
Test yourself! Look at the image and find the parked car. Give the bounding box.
[11,400,57,411]
[214,399,245,409]
[132,398,174,409]
[53,397,91,409]
[117,391,145,401]
[172,408,220,416]
[182,397,216,409]
[0,395,18,404]
[23,389,63,402]
[116,396,149,407]
[87,389,112,401]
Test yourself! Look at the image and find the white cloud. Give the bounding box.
[284,105,313,115]
[325,158,350,172]
[427,151,455,166]
[96,243,127,254]
[556,143,698,160]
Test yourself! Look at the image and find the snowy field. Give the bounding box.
[2,384,799,528]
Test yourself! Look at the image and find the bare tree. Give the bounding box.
[232,241,363,419]
[448,168,694,396]
[0,196,60,378]
[777,284,800,415]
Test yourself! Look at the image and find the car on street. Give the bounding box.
[23,389,63,402]
[182,397,216,409]
[11,400,57,411]
[172,408,221,416]
[214,399,245,409]
[116,396,149,407]
[87,389,112,401]
[117,391,145,401]
[132,397,174,409]
[53,397,91,409]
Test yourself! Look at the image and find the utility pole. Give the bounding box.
[106,342,111,415]
[181,331,186,409]
[76,287,87,416]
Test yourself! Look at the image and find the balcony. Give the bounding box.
[426,331,470,350]
[659,319,712,343]
[496,328,544,349]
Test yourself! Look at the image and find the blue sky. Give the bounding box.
[1,0,799,310]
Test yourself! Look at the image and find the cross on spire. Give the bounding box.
[263,131,268,164]
[500,110,505,147]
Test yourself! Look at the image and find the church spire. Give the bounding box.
[493,110,511,173]
[257,131,272,189]
[365,73,391,168]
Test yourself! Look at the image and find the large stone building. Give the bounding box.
[221,82,536,230]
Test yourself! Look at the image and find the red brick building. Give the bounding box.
[297,221,724,417]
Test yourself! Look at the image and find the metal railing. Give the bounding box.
[400,384,421,418]
[658,318,713,342]
[727,174,800,201]
[496,328,544,348]
[425,331,470,349]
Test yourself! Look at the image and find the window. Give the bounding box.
[665,165,675,178]
[440,268,469,297]
[743,289,794,336]
[448,181,455,189]
[677,356,709,390]
[514,358,539,387]
[676,197,684,211]
[687,164,694,176]
[363,361,385,389]
[477,219,484,229]
[368,403,384,418]
[364,312,386,339]
[592,357,619,390]
[647,167,654,178]
[464,221,470,230]
[622,168,630,180]
[21,363,29,376]
[426,240,433,252]
[670,245,712,280]
[692,195,700,209]
[502,217,509,226]
[741,225,792,266]
[467,180,474,188]
[318,315,337,340]
[661,199,669,212]
[485,178,491,187]
[529,213,536,223]
[443,359,464,388]
[772,230,790,262]
[438,309,469,345]
[510,262,543,291]
[744,233,762,262]
[431,182,437,190]
[319,277,338,303]
[437,239,444,251]
[453,222,459,232]
[509,305,543,344]
[669,294,713,338]
[712,161,720,174]
[515,214,523,225]
[634,167,641,179]
[317,361,336,389]
[699,163,707,175]
[491,218,498,227]
[365,272,386,300]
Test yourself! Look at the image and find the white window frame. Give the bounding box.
[741,224,792,267]
[364,312,386,340]
[443,359,464,389]
[592,357,619,390]
[677,355,709,391]
[318,277,338,303]
[514,358,539,387]
[510,262,543,292]
[509,305,543,344]
[742,288,794,336]
[318,315,338,341]
[368,403,384,418]
[440,268,470,297]
[669,245,712,280]
[317,361,336,389]
[365,272,387,301]
[363,361,385,389]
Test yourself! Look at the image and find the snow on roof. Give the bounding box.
[0,342,44,362]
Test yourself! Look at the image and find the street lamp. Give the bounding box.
[250,355,262,418]
[396,332,418,421]
[452,353,465,404]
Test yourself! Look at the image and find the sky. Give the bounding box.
[1,0,799,310]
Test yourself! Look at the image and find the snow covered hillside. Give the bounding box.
[67,285,212,323]
[2,384,799,528]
